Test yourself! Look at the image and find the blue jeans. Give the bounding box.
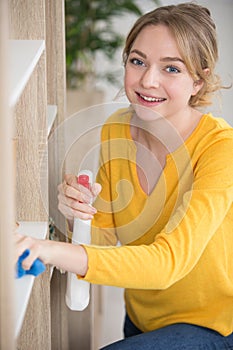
[100,314,233,349]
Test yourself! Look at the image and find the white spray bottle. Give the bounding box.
[66,170,93,311]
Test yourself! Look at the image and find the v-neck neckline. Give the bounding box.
[124,112,208,197]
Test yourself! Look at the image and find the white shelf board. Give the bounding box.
[47,104,57,136]
[15,221,48,338]
[9,40,45,107]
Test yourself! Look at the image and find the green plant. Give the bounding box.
[65,0,160,89]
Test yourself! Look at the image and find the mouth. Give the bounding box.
[136,92,166,104]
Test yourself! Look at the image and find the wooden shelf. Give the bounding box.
[9,40,45,107]
[3,2,67,348]
[14,221,48,338]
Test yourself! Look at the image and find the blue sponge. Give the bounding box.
[16,249,46,278]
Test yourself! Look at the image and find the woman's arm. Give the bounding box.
[15,234,88,276]
[15,136,233,288]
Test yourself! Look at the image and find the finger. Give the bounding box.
[58,201,76,220]
[60,180,92,204]
[64,174,84,192]
[58,195,97,220]
[14,234,25,264]
[64,174,77,187]
[58,191,92,214]
[21,245,41,271]
[14,236,35,266]
[14,233,24,243]
[65,173,94,195]
[91,183,102,197]
[69,199,97,216]
[71,207,95,220]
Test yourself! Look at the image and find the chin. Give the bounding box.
[131,103,163,122]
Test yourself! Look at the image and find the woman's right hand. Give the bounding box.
[57,174,102,230]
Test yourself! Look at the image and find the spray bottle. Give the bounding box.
[66,170,93,311]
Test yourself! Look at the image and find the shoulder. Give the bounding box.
[201,113,233,138]
[190,113,233,171]
[193,114,233,153]
[194,114,233,176]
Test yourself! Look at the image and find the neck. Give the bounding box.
[131,107,203,153]
[131,112,182,153]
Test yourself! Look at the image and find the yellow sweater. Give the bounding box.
[83,108,233,336]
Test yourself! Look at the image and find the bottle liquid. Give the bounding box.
[66,170,93,311]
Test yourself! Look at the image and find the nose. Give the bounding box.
[140,66,160,89]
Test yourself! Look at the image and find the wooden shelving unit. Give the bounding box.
[1,1,100,349]
[0,1,15,349]
[9,40,45,107]
[0,1,67,349]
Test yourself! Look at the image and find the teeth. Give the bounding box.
[140,94,164,102]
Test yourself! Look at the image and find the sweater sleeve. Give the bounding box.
[83,133,233,289]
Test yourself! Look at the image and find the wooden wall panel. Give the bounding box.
[17,269,51,350]
[9,0,51,349]
[45,2,70,349]
[46,0,67,233]
[14,55,48,222]
[9,0,45,40]
[0,1,15,349]
[46,0,67,117]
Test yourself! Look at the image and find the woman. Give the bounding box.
[16,3,233,349]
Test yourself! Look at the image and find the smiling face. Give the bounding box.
[124,24,203,121]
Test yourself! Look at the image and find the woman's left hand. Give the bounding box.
[14,233,49,271]
[14,233,88,276]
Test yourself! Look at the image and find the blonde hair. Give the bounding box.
[123,2,222,107]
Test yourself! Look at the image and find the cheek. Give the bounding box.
[124,70,135,98]
[124,69,133,87]
[124,71,128,87]
[166,83,182,98]
[124,66,140,86]
[169,79,196,99]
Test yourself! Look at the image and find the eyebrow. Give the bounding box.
[130,49,185,64]
[130,49,147,59]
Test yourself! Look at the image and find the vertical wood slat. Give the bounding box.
[9,0,48,223]
[46,0,67,233]
[46,2,72,349]
[17,268,51,350]
[14,53,48,222]
[15,55,51,349]
[9,0,45,40]
[45,2,69,349]
[8,0,51,348]
[46,0,67,117]
[0,1,16,350]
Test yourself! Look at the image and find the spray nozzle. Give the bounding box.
[77,174,90,189]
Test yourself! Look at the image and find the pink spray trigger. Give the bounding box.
[78,174,90,189]
[77,174,90,203]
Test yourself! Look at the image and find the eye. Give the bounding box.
[129,58,145,67]
[165,65,180,74]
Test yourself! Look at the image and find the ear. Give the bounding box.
[192,68,210,96]
[192,79,204,96]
